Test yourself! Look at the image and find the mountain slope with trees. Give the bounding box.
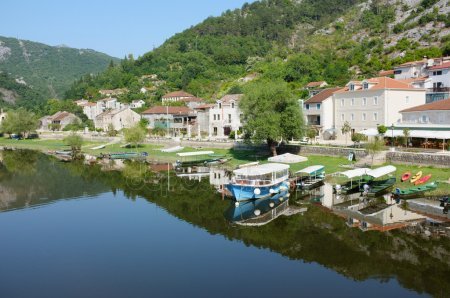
[0,36,120,100]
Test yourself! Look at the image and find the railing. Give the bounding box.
[427,87,450,92]
[234,179,273,186]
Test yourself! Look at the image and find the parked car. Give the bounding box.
[10,134,23,140]
[26,133,39,139]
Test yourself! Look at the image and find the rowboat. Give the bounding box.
[393,181,438,198]
[292,165,325,190]
[401,171,411,182]
[334,168,370,195]
[414,174,431,185]
[410,171,422,183]
[100,152,148,160]
[361,165,397,196]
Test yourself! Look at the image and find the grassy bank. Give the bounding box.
[1,137,448,195]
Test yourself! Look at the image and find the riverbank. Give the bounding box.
[0,137,448,195]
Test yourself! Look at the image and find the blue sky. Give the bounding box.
[1,0,251,58]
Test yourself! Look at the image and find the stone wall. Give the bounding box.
[297,145,368,158]
[387,151,450,167]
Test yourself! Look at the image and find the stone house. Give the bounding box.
[161,90,194,103]
[94,107,141,131]
[39,111,81,131]
[209,94,243,138]
[141,106,196,137]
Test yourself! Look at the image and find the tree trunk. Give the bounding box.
[268,139,277,156]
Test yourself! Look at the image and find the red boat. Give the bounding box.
[401,171,411,182]
[415,174,432,185]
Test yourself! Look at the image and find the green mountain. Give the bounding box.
[66,0,450,102]
[0,36,120,100]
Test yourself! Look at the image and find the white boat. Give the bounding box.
[293,165,325,190]
[91,144,106,150]
[334,168,370,194]
[161,146,184,153]
[225,163,290,201]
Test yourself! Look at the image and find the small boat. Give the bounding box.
[292,165,325,190]
[175,151,216,167]
[225,163,290,201]
[91,144,106,150]
[161,146,184,153]
[410,171,422,184]
[334,168,370,195]
[414,174,431,185]
[393,181,438,198]
[100,152,148,160]
[401,171,411,182]
[361,165,397,196]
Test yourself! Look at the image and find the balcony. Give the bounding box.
[427,87,450,93]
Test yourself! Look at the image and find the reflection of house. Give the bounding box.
[303,87,342,139]
[161,90,194,103]
[209,94,243,138]
[39,111,81,131]
[141,106,196,136]
[400,98,450,125]
[210,168,230,193]
[131,100,145,109]
[94,108,141,131]
[333,77,426,138]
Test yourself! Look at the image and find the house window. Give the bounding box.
[351,98,355,106]
[217,114,220,121]
[405,96,410,104]
[363,82,369,89]
[305,104,310,110]
[362,113,366,121]
[433,70,442,76]
[213,114,216,120]
[218,103,222,108]
[349,84,355,91]
[213,127,218,135]
[317,103,321,109]
[231,102,235,108]
[341,114,345,121]
[362,98,367,106]
[394,70,402,75]
[421,115,428,123]
[351,113,354,121]
[373,112,378,121]
[373,97,378,105]
[228,114,232,122]
[340,99,345,107]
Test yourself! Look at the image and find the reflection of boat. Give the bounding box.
[175,151,219,167]
[361,166,396,196]
[410,171,422,183]
[292,165,325,190]
[393,182,438,198]
[334,168,370,195]
[100,152,148,160]
[225,163,290,201]
[225,190,289,223]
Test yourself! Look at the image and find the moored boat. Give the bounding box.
[334,168,370,195]
[401,171,411,182]
[100,152,148,160]
[361,165,397,196]
[410,171,422,184]
[393,181,438,198]
[174,151,217,167]
[414,174,431,185]
[292,165,325,190]
[225,163,290,201]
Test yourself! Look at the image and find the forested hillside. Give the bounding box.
[0,36,119,100]
[65,0,450,102]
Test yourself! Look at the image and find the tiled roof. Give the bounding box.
[428,61,450,70]
[400,98,450,113]
[179,97,203,102]
[338,77,419,93]
[379,70,394,76]
[397,59,427,67]
[161,90,194,98]
[219,94,243,103]
[305,87,343,103]
[142,106,193,115]
[195,104,214,110]
[306,81,326,88]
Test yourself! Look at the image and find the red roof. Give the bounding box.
[220,94,243,103]
[161,90,194,98]
[306,81,326,88]
[305,87,343,103]
[142,106,193,115]
[179,97,203,102]
[397,59,427,67]
[379,70,394,76]
[428,61,450,70]
[336,77,419,93]
[195,104,214,110]
[400,98,450,113]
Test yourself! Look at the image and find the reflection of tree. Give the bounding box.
[2,150,39,175]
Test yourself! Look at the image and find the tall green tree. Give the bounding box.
[366,137,385,166]
[64,132,84,159]
[124,124,147,148]
[0,108,38,137]
[341,121,352,147]
[240,80,304,156]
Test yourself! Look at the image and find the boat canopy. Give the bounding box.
[338,168,370,179]
[268,153,308,164]
[365,165,396,178]
[233,163,289,176]
[295,165,325,175]
[176,151,214,157]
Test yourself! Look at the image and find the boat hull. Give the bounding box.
[225,181,290,202]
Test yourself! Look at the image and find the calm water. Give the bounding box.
[0,150,448,298]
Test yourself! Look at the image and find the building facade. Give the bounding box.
[209,94,243,138]
[94,108,141,131]
[161,91,194,103]
[39,111,81,131]
[141,106,196,137]
[400,98,450,125]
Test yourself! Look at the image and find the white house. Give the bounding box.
[209,94,243,138]
[94,107,141,131]
[39,111,81,131]
[131,100,146,109]
[393,59,429,80]
[305,81,328,97]
[333,77,426,138]
[427,61,450,103]
[303,87,342,139]
[194,104,214,136]
[400,97,450,125]
[141,106,196,137]
[179,97,204,109]
[161,90,194,103]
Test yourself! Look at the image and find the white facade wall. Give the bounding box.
[303,97,334,131]
[401,110,450,125]
[394,64,427,80]
[208,101,242,138]
[95,108,141,131]
[429,67,450,89]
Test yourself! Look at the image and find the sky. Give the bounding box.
[1,0,251,58]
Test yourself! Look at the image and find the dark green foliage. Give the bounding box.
[0,72,45,111]
[419,0,439,9]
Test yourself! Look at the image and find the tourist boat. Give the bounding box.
[292,165,325,190]
[393,181,438,198]
[410,171,422,184]
[361,165,397,196]
[225,163,290,201]
[401,171,411,182]
[414,174,431,185]
[100,152,148,160]
[174,151,222,167]
[334,168,370,195]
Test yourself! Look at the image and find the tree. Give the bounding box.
[106,124,117,137]
[341,121,352,147]
[351,133,366,147]
[0,108,38,137]
[240,80,304,156]
[64,132,84,159]
[306,126,317,144]
[403,128,410,148]
[377,124,387,135]
[366,137,384,166]
[124,124,147,148]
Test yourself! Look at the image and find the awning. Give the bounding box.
[268,153,308,164]
[337,168,370,179]
[365,165,396,178]
[295,165,325,175]
[359,128,380,137]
